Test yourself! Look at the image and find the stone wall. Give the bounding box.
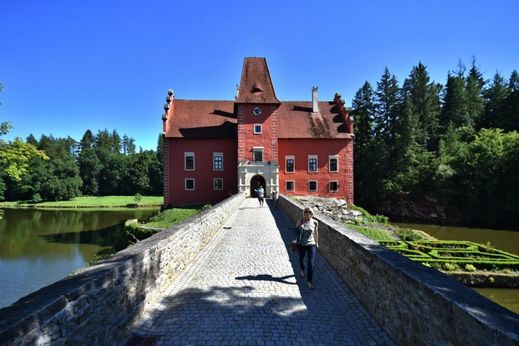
[0,192,246,346]
[278,195,519,346]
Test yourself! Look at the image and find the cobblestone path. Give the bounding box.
[130,198,395,346]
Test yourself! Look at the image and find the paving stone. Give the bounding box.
[130,198,395,345]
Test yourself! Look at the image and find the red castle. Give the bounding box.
[162,57,354,206]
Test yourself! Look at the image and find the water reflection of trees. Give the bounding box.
[0,208,157,260]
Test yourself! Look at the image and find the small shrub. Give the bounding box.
[464,264,477,272]
[397,229,423,241]
[134,193,142,202]
[443,262,459,271]
[32,193,42,203]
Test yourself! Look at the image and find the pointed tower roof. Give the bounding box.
[235,57,280,104]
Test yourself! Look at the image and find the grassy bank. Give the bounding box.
[125,204,210,243]
[142,205,210,228]
[0,196,163,208]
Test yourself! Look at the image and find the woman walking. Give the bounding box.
[295,207,319,289]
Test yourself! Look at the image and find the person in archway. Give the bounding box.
[295,206,319,289]
[254,182,265,208]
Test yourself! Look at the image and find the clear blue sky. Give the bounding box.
[1,0,518,150]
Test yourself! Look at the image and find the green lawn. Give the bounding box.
[142,206,207,228]
[348,224,396,242]
[0,196,163,208]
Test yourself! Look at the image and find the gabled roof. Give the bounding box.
[277,101,352,139]
[163,99,351,139]
[164,100,236,139]
[235,57,280,104]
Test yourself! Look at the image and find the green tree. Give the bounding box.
[480,72,508,129]
[441,73,469,130]
[374,67,400,146]
[351,81,376,205]
[78,130,101,195]
[402,62,441,151]
[499,70,519,131]
[352,81,375,148]
[122,135,136,155]
[78,148,101,195]
[154,134,164,195]
[465,59,485,129]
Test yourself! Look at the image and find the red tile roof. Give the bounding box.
[276,101,352,139]
[164,100,236,138]
[235,58,280,104]
[164,99,352,139]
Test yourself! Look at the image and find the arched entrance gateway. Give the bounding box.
[237,160,279,198]
[249,175,266,197]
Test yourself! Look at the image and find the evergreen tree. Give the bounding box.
[500,70,519,131]
[80,129,95,151]
[374,67,400,146]
[78,148,101,195]
[111,130,121,153]
[402,62,441,151]
[121,134,136,155]
[466,59,485,129]
[480,73,508,129]
[351,81,375,148]
[441,73,469,130]
[26,134,38,147]
[351,81,376,206]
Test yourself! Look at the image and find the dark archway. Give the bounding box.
[250,175,266,197]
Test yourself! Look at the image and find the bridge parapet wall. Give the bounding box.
[278,195,519,345]
[0,192,246,346]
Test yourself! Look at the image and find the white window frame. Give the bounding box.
[184,152,195,171]
[329,180,339,192]
[329,155,339,173]
[308,155,318,173]
[308,180,318,192]
[253,124,262,134]
[252,147,264,163]
[213,178,224,190]
[213,152,223,171]
[286,180,295,192]
[185,178,195,191]
[285,155,295,173]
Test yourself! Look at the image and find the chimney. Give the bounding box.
[312,86,318,113]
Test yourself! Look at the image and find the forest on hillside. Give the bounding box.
[351,59,519,229]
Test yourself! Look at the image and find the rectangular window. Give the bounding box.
[253,147,263,162]
[286,180,295,192]
[184,152,195,171]
[213,178,223,190]
[285,155,295,173]
[253,124,262,134]
[329,155,339,172]
[213,152,223,171]
[329,181,339,192]
[308,155,318,172]
[308,180,318,192]
[185,178,195,190]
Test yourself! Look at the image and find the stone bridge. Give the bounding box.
[0,193,518,345]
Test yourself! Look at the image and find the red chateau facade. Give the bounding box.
[162,58,354,206]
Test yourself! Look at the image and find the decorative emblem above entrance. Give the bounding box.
[253,106,262,116]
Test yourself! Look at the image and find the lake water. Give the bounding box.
[397,222,519,315]
[0,208,158,309]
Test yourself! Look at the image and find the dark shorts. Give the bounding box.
[258,197,264,202]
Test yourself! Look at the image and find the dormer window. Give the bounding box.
[251,82,263,93]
